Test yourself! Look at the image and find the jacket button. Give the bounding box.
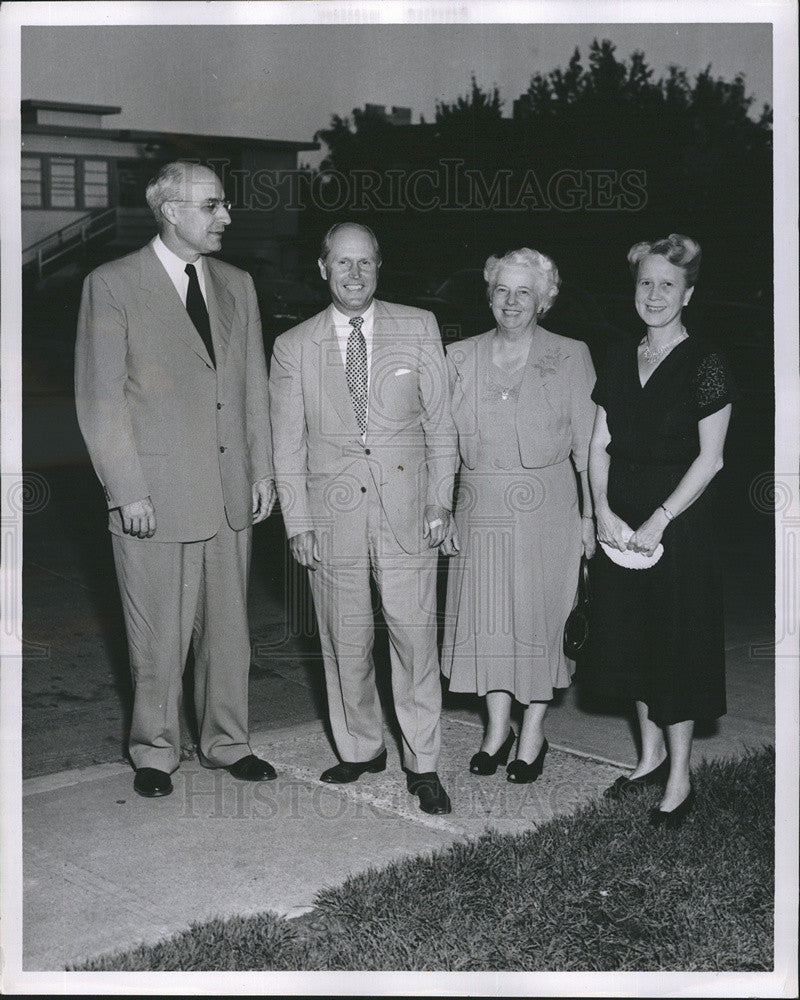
[217,403,222,409]
[360,486,367,493]
[220,446,225,453]
[365,448,371,455]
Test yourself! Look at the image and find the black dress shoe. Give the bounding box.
[603,755,669,799]
[226,754,277,781]
[470,729,516,776]
[320,749,387,784]
[649,786,695,829]
[406,771,452,815]
[133,767,173,798]
[507,739,549,784]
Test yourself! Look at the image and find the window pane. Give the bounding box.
[21,156,43,206]
[83,160,108,177]
[82,160,109,207]
[84,192,109,207]
[50,158,77,207]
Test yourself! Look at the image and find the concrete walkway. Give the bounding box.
[21,631,773,971]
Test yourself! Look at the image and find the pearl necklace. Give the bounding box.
[640,327,687,365]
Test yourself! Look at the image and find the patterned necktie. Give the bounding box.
[184,263,216,367]
[345,315,368,434]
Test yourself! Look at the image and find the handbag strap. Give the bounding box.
[577,555,591,603]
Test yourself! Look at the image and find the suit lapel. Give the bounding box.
[368,301,400,436]
[138,244,215,368]
[204,258,233,370]
[317,306,362,434]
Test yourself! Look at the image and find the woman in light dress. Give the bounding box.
[441,248,596,782]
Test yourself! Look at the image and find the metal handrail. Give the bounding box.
[22,207,118,276]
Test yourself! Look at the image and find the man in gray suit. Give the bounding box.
[270,223,457,814]
[75,160,276,798]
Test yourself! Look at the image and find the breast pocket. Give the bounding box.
[370,364,419,430]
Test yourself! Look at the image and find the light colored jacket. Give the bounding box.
[75,242,272,542]
[270,300,457,554]
[446,327,596,472]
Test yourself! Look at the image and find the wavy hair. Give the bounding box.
[627,234,702,287]
[483,248,560,316]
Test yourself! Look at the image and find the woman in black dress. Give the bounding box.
[588,234,737,828]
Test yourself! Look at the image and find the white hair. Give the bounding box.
[483,247,561,316]
[145,160,208,227]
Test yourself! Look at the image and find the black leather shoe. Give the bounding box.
[507,739,549,784]
[133,767,173,798]
[226,754,277,781]
[406,771,452,814]
[320,749,387,784]
[470,729,516,776]
[649,786,695,829]
[604,755,669,799]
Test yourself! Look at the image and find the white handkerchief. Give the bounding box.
[394,368,412,376]
[600,540,664,569]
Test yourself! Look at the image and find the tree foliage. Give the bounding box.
[310,39,772,296]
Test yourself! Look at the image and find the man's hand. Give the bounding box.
[439,519,461,557]
[252,478,276,524]
[289,529,321,570]
[423,505,450,548]
[120,497,156,538]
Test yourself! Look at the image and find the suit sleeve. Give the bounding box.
[419,311,458,509]
[243,273,273,483]
[74,271,149,509]
[269,333,314,538]
[569,341,597,473]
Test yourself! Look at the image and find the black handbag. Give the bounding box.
[563,555,591,658]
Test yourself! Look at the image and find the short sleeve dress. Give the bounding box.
[586,335,739,725]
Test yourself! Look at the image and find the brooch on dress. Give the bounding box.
[532,349,564,377]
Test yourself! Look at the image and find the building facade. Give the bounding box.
[22,99,318,275]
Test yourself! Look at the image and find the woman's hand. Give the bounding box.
[595,503,633,551]
[627,508,669,556]
[581,517,596,559]
[439,520,461,557]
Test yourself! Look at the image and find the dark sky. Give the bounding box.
[22,21,772,158]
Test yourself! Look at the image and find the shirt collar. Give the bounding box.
[153,234,204,283]
[331,301,375,327]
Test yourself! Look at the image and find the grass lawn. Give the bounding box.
[74,747,774,972]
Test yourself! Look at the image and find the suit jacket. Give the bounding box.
[75,242,272,542]
[269,300,457,554]
[446,327,596,473]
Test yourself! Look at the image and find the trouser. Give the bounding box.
[308,481,441,773]
[111,519,253,773]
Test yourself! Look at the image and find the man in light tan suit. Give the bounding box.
[75,161,276,798]
[270,223,457,814]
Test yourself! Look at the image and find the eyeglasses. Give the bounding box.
[168,198,232,214]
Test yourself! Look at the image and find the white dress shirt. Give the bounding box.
[332,301,375,434]
[152,235,208,306]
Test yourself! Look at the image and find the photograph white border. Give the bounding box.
[1,1,797,995]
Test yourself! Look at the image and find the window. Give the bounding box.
[49,156,77,207]
[21,154,114,209]
[21,155,43,207]
[82,159,109,208]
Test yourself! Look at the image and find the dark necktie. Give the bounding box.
[184,263,215,367]
[345,315,368,434]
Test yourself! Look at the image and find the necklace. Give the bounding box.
[640,327,687,365]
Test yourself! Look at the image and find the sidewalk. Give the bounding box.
[22,632,773,971]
